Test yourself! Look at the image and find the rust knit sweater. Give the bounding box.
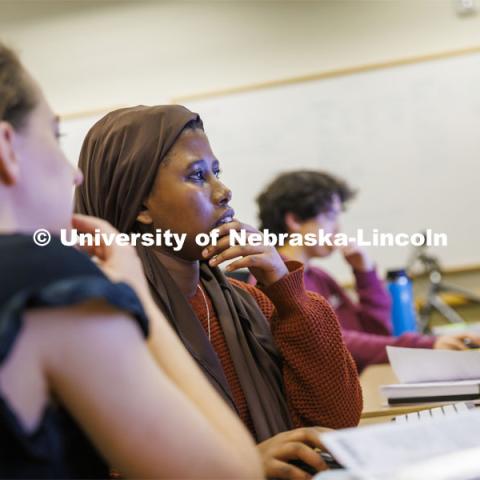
[189,262,362,436]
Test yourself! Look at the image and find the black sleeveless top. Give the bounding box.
[0,234,149,479]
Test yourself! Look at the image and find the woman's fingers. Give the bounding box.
[202,227,271,267]
[202,233,237,259]
[207,244,265,267]
[73,236,108,262]
[265,459,311,480]
[223,255,266,272]
[203,225,282,272]
[458,333,480,346]
[72,213,118,235]
[203,222,259,257]
[71,214,119,261]
[74,243,97,257]
[436,333,480,351]
[258,427,330,480]
[435,335,468,350]
[277,442,327,471]
[201,218,288,286]
[288,427,330,450]
[213,219,256,239]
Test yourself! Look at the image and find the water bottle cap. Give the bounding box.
[386,269,409,281]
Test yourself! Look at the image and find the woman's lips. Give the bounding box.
[213,210,235,228]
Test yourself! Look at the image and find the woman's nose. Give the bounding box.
[214,181,232,206]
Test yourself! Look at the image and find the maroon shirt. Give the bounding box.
[303,265,435,372]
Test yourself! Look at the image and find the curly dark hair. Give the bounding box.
[0,42,36,130]
[257,170,356,234]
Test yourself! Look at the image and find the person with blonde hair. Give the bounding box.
[0,42,262,479]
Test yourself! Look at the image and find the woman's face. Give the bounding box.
[139,128,233,260]
[3,77,82,233]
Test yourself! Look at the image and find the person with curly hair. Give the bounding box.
[257,170,480,372]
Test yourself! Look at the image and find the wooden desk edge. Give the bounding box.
[361,403,451,419]
[361,399,480,419]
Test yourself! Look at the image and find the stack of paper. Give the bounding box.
[381,380,480,404]
[380,347,480,404]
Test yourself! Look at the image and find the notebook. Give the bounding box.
[392,401,475,423]
[321,409,480,480]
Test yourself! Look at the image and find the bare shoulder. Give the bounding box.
[23,300,145,373]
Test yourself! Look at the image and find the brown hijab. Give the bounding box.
[75,105,292,441]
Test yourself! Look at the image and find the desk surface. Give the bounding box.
[360,363,398,413]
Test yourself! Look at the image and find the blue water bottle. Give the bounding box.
[387,269,418,336]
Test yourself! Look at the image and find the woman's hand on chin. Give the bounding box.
[202,219,288,287]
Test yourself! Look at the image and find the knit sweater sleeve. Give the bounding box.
[229,261,363,429]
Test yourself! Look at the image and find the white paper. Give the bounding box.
[380,379,480,400]
[386,346,480,383]
[396,447,480,480]
[321,410,480,479]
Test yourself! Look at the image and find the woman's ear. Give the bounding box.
[136,207,153,225]
[0,122,20,186]
[284,212,302,233]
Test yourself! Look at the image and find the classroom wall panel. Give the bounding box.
[179,51,480,281]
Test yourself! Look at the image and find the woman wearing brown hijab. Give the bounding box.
[75,105,362,480]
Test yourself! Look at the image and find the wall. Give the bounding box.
[1,0,480,116]
[2,0,480,281]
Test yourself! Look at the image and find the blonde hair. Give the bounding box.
[0,42,36,130]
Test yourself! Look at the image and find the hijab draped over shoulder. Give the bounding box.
[75,105,292,441]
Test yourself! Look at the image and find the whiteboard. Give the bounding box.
[182,53,480,282]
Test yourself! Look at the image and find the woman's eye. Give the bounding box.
[188,168,221,182]
[189,170,205,181]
